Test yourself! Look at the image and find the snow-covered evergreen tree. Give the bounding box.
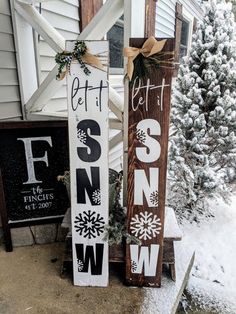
[168,0,236,220]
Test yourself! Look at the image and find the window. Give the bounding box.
[107,15,124,74]
[180,19,190,60]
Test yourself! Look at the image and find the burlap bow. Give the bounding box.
[57,50,104,80]
[81,52,104,71]
[124,36,167,81]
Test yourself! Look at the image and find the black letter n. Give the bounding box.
[76,167,100,206]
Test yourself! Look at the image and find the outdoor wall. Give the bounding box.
[155,0,176,37]
[155,0,203,38]
[0,0,22,121]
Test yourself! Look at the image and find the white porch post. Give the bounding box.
[123,0,145,205]
[10,0,38,119]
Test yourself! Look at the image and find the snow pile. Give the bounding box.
[181,194,236,313]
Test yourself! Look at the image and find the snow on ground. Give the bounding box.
[181,194,236,313]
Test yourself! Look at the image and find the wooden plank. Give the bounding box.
[39,41,56,57]
[0,0,11,15]
[40,9,80,33]
[79,0,103,31]
[42,1,80,20]
[145,0,157,37]
[123,0,146,212]
[25,65,64,113]
[0,68,19,85]
[80,0,123,40]
[109,131,123,150]
[109,86,123,121]
[174,3,183,76]
[109,118,123,130]
[15,1,65,52]
[67,40,109,286]
[124,0,146,44]
[63,0,79,7]
[125,38,175,287]
[0,33,15,52]
[41,98,67,112]
[164,207,182,241]
[0,14,13,34]
[52,29,79,40]
[0,86,20,103]
[0,51,17,69]
[0,102,22,120]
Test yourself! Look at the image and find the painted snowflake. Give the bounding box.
[77,260,84,272]
[77,129,87,143]
[74,210,105,239]
[150,190,159,206]
[136,129,147,144]
[92,189,101,205]
[131,260,137,273]
[130,211,162,240]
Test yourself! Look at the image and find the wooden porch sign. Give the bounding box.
[67,40,109,286]
[126,38,175,287]
[0,121,69,252]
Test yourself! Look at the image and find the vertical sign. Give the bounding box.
[126,38,174,287]
[67,41,109,286]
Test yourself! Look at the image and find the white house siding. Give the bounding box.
[0,0,22,120]
[37,0,80,113]
[155,0,203,38]
[155,0,176,38]
[179,0,203,21]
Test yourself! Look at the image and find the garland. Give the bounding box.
[55,41,91,80]
[124,37,176,84]
[104,170,140,245]
[58,170,140,245]
[130,51,175,86]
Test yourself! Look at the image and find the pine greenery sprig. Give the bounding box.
[58,169,140,246]
[129,51,175,86]
[104,170,140,246]
[55,40,91,79]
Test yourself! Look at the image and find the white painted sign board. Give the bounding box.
[67,40,109,286]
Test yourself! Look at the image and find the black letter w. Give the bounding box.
[75,243,104,275]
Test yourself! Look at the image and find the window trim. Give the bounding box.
[180,18,190,58]
[107,16,124,75]
[182,7,194,56]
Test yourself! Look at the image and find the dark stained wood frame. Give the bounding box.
[79,0,103,31]
[126,38,175,287]
[145,0,157,37]
[174,2,183,76]
[193,17,198,34]
[0,120,68,252]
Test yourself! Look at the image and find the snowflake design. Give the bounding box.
[136,129,147,144]
[77,260,84,272]
[74,210,105,239]
[131,260,137,273]
[77,129,87,143]
[150,190,159,206]
[130,211,162,241]
[92,189,101,205]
